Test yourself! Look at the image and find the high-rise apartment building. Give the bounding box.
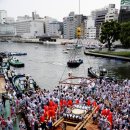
[63,12,76,39]
[91,4,118,39]
[63,12,87,39]
[105,4,118,22]
[43,16,61,37]
[118,0,130,22]
[84,16,96,39]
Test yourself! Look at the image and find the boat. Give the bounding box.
[67,59,83,68]
[63,50,69,54]
[88,67,107,78]
[67,31,83,68]
[1,61,10,70]
[8,52,27,56]
[12,74,25,94]
[73,44,82,49]
[43,41,60,45]
[12,74,37,97]
[8,57,24,67]
[85,44,100,49]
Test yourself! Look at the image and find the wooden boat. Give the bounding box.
[88,67,107,78]
[67,59,83,68]
[9,58,24,67]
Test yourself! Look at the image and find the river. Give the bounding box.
[0,42,130,91]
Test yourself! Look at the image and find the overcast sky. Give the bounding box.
[0,0,121,21]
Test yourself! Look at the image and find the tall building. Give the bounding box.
[63,12,87,39]
[63,12,76,39]
[91,4,118,39]
[0,10,7,24]
[84,16,96,39]
[49,21,60,37]
[6,17,15,23]
[118,0,130,22]
[43,16,61,37]
[93,8,108,39]
[0,24,15,36]
[13,20,44,38]
[105,4,118,22]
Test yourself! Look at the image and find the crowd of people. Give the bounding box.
[0,67,130,130]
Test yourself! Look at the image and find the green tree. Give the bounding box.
[100,20,121,51]
[120,21,130,48]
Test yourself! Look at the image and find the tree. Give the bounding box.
[100,20,121,51]
[120,21,130,48]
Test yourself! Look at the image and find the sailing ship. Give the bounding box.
[67,27,83,68]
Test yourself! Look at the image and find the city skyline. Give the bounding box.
[0,0,121,21]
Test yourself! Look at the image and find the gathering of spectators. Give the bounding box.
[0,67,129,130]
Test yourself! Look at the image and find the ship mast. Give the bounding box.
[76,0,81,39]
[79,0,80,15]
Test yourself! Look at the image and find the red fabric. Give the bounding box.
[67,100,73,106]
[44,105,49,111]
[87,100,91,106]
[60,99,63,107]
[63,100,67,106]
[76,99,79,104]
[1,119,7,126]
[107,113,113,125]
[92,101,97,107]
[49,100,55,107]
[44,111,48,117]
[54,104,58,110]
[48,109,55,117]
[101,109,107,116]
[105,109,110,116]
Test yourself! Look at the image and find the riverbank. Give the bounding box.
[84,49,130,62]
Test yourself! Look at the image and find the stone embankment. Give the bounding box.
[84,50,130,62]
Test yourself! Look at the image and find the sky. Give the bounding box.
[0,0,121,21]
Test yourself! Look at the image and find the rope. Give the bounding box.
[59,65,67,83]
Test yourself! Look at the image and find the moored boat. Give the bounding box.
[88,67,107,78]
[63,50,69,54]
[67,59,83,68]
[8,52,27,56]
[9,57,24,67]
[12,74,37,97]
[1,58,10,70]
[74,44,82,49]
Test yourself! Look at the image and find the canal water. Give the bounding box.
[0,42,130,91]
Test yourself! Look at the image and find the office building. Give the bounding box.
[63,12,87,39]
[118,0,130,22]
[0,10,7,24]
[84,16,96,39]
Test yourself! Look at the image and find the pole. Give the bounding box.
[79,0,80,15]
